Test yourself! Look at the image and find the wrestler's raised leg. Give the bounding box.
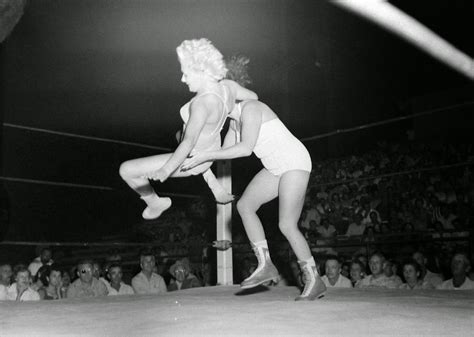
[120,153,196,219]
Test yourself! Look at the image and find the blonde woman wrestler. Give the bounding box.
[119,38,257,220]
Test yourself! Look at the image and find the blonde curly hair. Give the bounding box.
[177,38,228,80]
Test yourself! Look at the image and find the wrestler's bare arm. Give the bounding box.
[159,97,210,177]
[181,105,261,170]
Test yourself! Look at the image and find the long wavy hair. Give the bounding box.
[225,54,253,87]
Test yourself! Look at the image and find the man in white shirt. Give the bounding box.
[107,263,134,296]
[356,252,401,289]
[345,214,366,237]
[132,250,167,295]
[437,253,474,290]
[321,256,352,288]
[317,218,337,238]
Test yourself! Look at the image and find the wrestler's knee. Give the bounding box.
[278,221,297,238]
[119,160,134,180]
[236,198,256,215]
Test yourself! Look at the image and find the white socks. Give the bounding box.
[140,193,172,220]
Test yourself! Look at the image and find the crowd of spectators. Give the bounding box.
[292,140,473,266]
[1,245,472,303]
[301,140,473,237]
[0,247,204,302]
[1,140,473,302]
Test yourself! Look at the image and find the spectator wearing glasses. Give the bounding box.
[168,259,201,291]
[66,260,108,298]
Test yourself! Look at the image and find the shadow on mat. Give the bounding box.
[234,285,270,296]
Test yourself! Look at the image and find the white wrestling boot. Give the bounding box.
[295,258,326,301]
[241,243,280,289]
[140,193,172,220]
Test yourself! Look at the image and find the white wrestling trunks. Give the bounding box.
[235,102,312,176]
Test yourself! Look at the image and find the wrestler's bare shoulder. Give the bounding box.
[242,100,278,122]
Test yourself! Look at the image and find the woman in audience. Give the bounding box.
[349,260,366,287]
[37,264,63,300]
[399,260,433,289]
[6,265,40,301]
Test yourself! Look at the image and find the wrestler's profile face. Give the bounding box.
[181,66,203,92]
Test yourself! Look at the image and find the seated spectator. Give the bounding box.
[383,259,403,286]
[66,260,108,298]
[354,253,368,270]
[399,260,433,290]
[37,264,63,300]
[28,247,53,278]
[356,252,400,289]
[437,253,474,290]
[350,260,366,287]
[106,263,134,296]
[301,202,321,230]
[92,261,109,287]
[131,249,167,295]
[412,251,443,288]
[60,271,71,298]
[0,263,12,287]
[321,256,352,288]
[168,259,202,291]
[6,265,40,301]
[360,203,381,224]
[363,211,383,233]
[340,262,350,279]
[316,218,337,238]
[345,214,366,237]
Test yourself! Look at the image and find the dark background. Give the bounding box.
[1,0,473,240]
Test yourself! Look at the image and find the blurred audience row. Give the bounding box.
[0,247,202,301]
[1,245,473,302]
